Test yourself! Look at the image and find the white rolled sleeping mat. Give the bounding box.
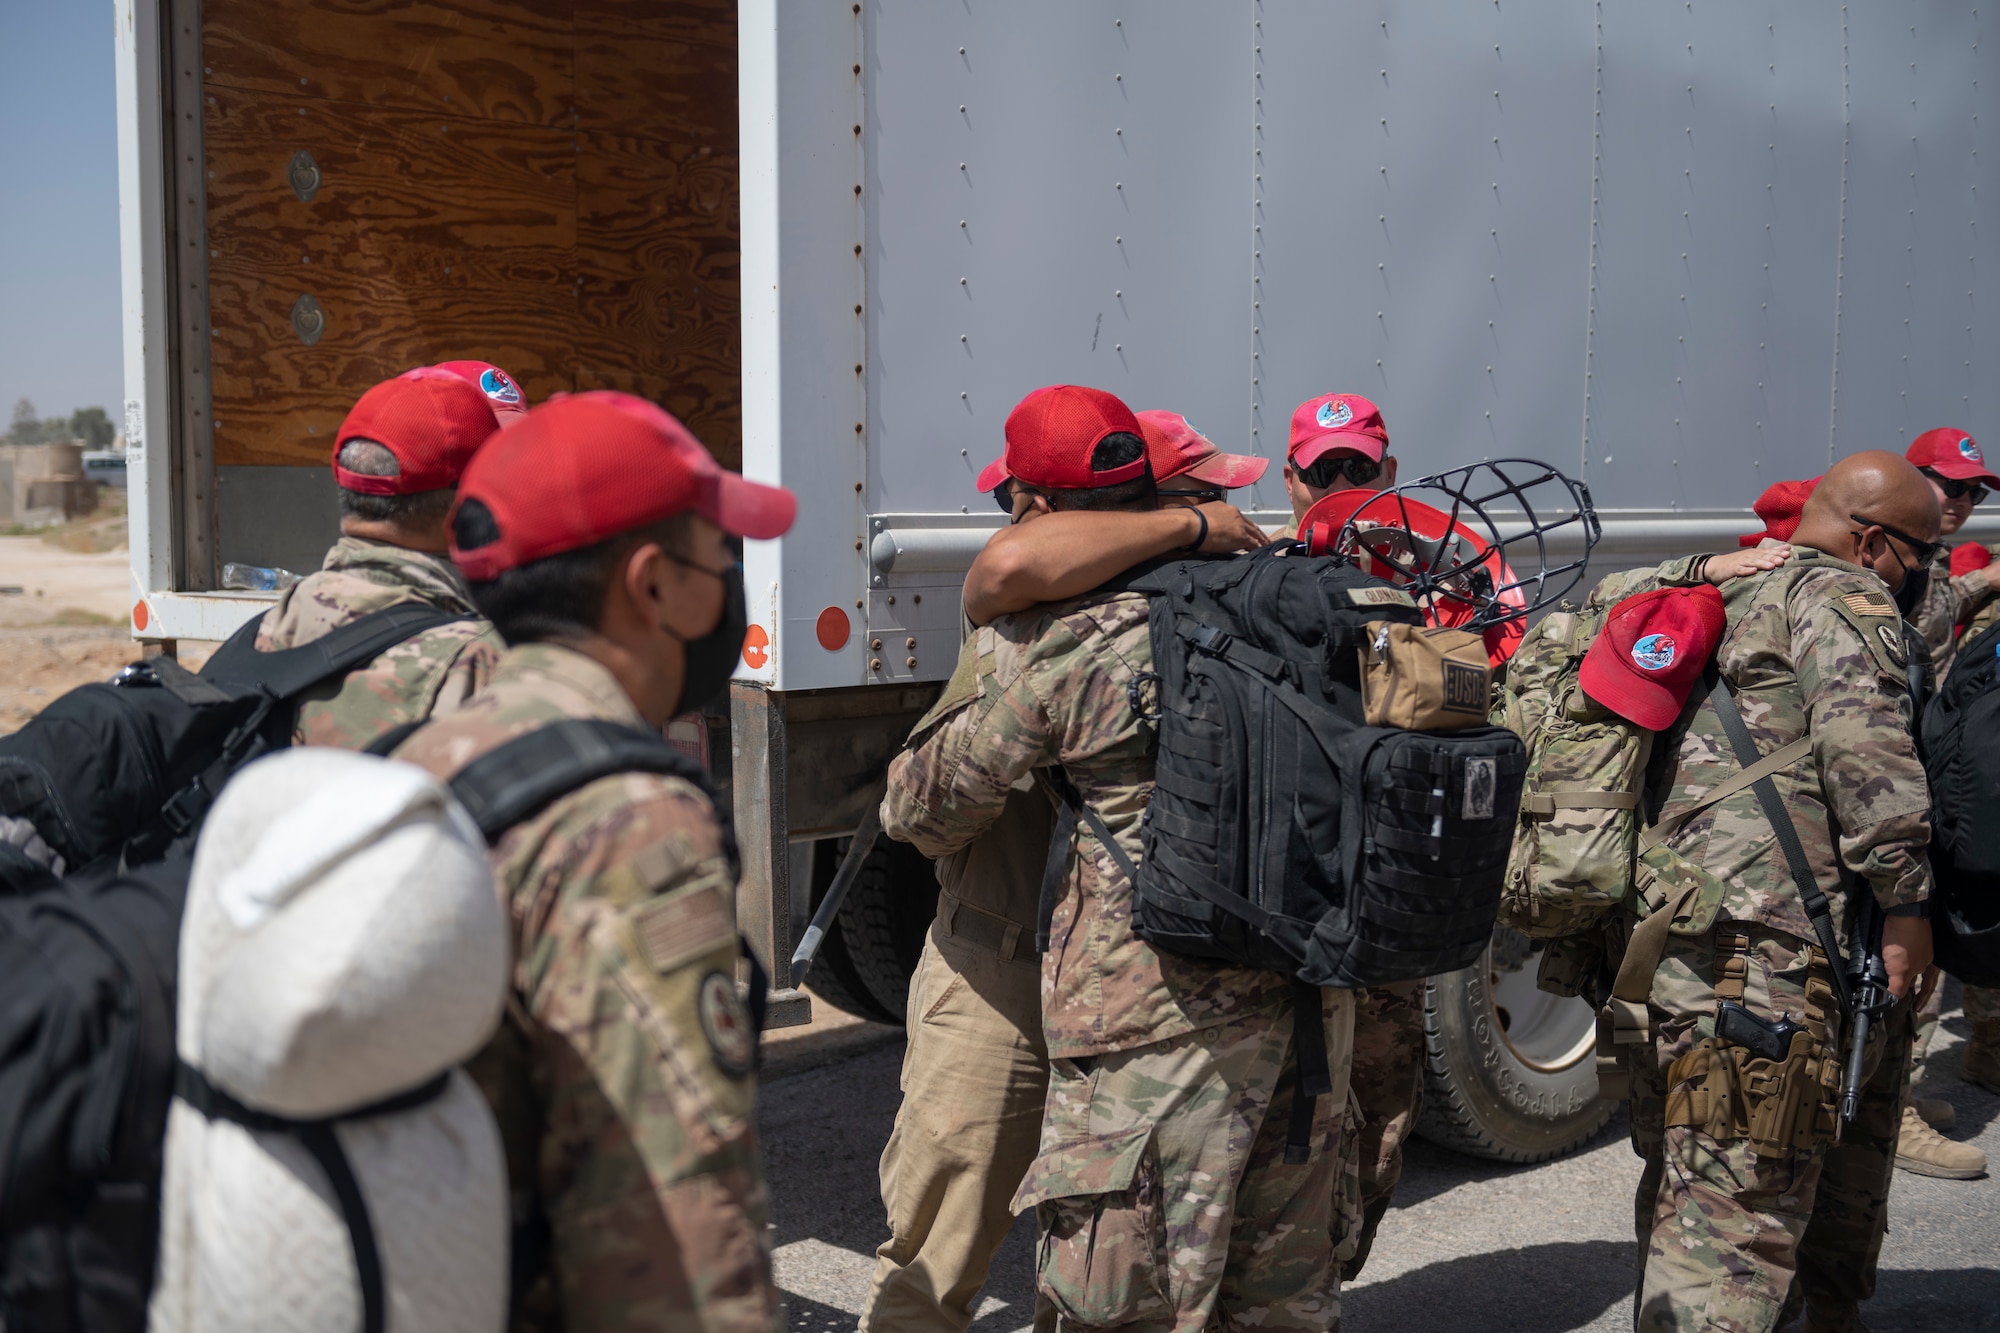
[148,748,511,1333]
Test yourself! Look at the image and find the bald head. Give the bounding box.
[1793,450,1942,592]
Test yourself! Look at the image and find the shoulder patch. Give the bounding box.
[1876,623,1908,666]
[697,970,756,1076]
[1839,590,1897,618]
[1348,585,1418,608]
[633,881,735,974]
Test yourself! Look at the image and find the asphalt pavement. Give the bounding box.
[761,978,2000,1331]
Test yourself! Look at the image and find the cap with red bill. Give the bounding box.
[1579,584,1727,731]
[976,385,1147,492]
[1907,427,2000,487]
[1289,392,1389,469]
[333,366,500,495]
[449,391,796,581]
[434,360,530,421]
[1736,476,1820,548]
[1137,410,1267,489]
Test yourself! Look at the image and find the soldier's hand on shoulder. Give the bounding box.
[1193,503,1271,554]
[1703,545,1791,584]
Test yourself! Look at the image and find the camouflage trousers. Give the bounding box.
[1627,924,1911,1333]
[1908,978,2000,1093]
[1340,978,1427,1280]
[862,926,1054,1332]
[1016,987,1357,1332]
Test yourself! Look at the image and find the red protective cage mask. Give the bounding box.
[1295,459,1599,668]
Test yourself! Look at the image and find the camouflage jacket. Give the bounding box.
[881,590,1289,1058]
[395,643,777,1333]
[1914,543,2000,678]
[1643,546,1931,941]
[256,536,505,749]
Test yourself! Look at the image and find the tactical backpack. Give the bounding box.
[0,602,462,1330]
[1042,544,1527,990]
[1920,616,2000,986]
[0,602,465,884]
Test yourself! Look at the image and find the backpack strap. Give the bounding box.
[1700,667,1853,1016]
[200,602,472,699]
[445,718,731,863]
[173,1060,451,1333]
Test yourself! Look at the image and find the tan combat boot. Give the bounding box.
[1914,1095,1956,1130]
[1964,1021,2000,1095]
[1894,1104,1989,1179]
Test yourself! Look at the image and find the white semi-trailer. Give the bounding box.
[117,0,1999,1160]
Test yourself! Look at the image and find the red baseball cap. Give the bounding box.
[449,391,796,581]
[1137,410,1267,489]
[1289,393,1389,469]
[1952,541,1993,578]
[333,367,500,495]
[1907,427,2000,487]
[975,385,1147,492]
[1735,476,1820,548]
[1579,585,1727,730]
[434,360,530,425]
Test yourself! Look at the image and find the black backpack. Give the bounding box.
[1039,547,1525,1163]
[1045,544,1527,991]
[0,602,465,882]
[1921,617,2000,986]
[0,602,463,1332]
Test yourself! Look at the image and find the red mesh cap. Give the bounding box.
[434,360,530,423]
[1736,476,1821,548]
[1289,392,1388,468]
[1138,410,1268,489]
[333,367,501,495]
[449,391,797,581]
[1953,541,1993,578]
[975,385,1147,492]
[1579,585,1727,731]
[1908,427,2000,486]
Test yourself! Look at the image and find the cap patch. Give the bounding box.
[1317,398,1354,429]
[1631,633,1677,671]
[1960,437,1983,463]
[478,368,522,404]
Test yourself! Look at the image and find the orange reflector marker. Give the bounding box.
[133,600,149,631]
[741,623,770,670]
[815,606,850,651]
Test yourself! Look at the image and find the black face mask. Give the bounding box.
[1894,565,1929,619]
[664,558,746,717]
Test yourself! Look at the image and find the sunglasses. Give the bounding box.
[1297,454,1383,490]
[1922,469,1990,506]
[1158,486,1227,506]
[1848,513,1945,568]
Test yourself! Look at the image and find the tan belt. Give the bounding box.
[937,889,1036,963]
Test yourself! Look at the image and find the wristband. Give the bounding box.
[1182,508,1209,552]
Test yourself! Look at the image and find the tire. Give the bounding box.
[1413,927,1614,1163]
[802,836,941,1026]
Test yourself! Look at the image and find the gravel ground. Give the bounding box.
[761,981,2000,1332]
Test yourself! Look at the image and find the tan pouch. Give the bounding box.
[1359,621,1492,731]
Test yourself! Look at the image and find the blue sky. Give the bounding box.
[0,1,121,424]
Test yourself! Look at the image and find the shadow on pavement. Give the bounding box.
[1393,1105,1631,1214]
[1864,1267,2000,1331]
[1344,1240,1632,1332]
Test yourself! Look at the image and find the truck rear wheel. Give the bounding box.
[1414,928,1613,1163]
[802,835,941,1026]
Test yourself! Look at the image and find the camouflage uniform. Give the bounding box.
[862,786,1056,1333]
[1906,544,2000,1097]
[882,590,1355,1332]
[1608,546,1931,1332]
[256,535,504,749]
[397,642,778,1333]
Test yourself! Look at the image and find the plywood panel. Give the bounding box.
[574,0,735,138]
[202,0,574,125]
[204,91,577,466]
[575,127,741,468]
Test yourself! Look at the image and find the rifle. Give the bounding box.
[1839,889,1891,1123]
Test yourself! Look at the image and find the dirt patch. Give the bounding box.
[0,628,216,735]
